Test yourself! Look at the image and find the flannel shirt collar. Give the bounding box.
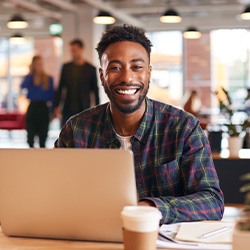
[104,97,154,145]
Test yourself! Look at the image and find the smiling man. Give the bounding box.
[54,25,224,224]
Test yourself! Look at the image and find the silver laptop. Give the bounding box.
[0,148,137,242]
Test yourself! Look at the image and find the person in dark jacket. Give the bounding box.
[54,38,100,127]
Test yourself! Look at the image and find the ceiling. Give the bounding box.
[1,0,250,37]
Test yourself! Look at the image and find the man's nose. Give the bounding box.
[120,69,134,83]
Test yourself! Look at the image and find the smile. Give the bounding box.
[115,88,140,95]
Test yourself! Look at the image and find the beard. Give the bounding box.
[104,82,149,114]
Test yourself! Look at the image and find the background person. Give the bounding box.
[54,25,224,224]
[54,38,100,127]
[183,89,202,117]
[20,55,54,148]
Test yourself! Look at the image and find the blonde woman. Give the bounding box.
[20,55,54,147]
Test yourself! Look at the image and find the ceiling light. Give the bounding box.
[93,11,115,25]
[9,33,26,43]
[7,14,28,29]
[183,27,201,39]
[160,9,182,23]
[240,5,250,20]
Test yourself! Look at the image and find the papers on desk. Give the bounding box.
[157,221,234,249]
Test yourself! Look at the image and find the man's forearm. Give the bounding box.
[143,190,224,224]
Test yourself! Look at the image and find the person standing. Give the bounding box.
[20,55,54,148]
[54,39,100,127]
[183,89,201,117]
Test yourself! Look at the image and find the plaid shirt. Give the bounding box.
[55,98,224,224]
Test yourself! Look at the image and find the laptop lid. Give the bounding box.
[0,148,137,242]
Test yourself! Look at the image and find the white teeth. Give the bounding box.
[117,89,137,95]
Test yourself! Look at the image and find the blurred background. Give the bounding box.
[0,0,250,149]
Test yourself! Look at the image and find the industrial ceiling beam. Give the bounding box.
[81,0,145,28]
[121,4,243,15]
[41,0,78,13]
[9,0,62,20]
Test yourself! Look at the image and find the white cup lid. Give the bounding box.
[121,206,162,232]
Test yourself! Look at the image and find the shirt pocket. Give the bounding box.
[152,159,182,196]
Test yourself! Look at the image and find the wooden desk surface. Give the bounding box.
[0,227,172,250]
[0,228,122,250]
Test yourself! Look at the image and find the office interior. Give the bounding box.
[0,1,250,247]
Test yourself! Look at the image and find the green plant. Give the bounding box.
[214,87,249,137]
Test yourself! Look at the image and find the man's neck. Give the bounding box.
[73,57,85,65]
[111,102,146,137]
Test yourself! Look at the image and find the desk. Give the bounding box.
[0,227,122,250]
[0,227,174,250]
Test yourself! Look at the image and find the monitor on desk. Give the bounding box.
[0,148,137,242]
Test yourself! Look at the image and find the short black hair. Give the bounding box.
[70,38,84,48]
[96,24,152,61]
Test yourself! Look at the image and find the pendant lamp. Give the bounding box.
[160,8,182,23]
[240,5,250,20]
[183,27,201,39]
[93,11,115,25]
[9,33,26,43]
[7,14,28,29]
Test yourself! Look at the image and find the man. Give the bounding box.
[54,38,100,126]
[55,25,224,224]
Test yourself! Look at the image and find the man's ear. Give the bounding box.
[99,68,104,86]
[148,65,152,82]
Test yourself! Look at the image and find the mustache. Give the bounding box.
[112,82,143,89]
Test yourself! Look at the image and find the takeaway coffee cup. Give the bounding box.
[121,206,162,250]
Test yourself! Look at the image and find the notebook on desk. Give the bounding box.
[0,148,137,242]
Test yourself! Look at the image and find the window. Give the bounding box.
[147,31,183,107]
[0,38,34,111]
[211,29,250,105]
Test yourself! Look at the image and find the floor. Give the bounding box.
[0,118,61,149]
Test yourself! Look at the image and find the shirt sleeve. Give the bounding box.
[141,121,224,224]
[54,119,75,147]
[20,74,31,89]
[48,76,55,112]
[90,68,100,105]
[54,65,66,108]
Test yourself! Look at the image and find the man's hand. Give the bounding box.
[138,200,155,207]
[54,107,62,119]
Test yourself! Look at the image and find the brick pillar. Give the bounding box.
[184,33,211,108]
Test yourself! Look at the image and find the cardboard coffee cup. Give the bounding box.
[121,206,162,250]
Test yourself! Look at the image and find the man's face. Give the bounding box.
[70,44,83,61]
[99,41,151,114]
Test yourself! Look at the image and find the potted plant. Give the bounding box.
[214,87,249,156]
[232,173,250,250]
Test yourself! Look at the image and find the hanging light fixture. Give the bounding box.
[160,8,182,23]
[9,33,26,43]
[183,27,201,39]
[7,14,28,29]
[93,10,115,25]
[240,5,250,20]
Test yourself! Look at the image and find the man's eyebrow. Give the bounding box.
[109,60,122,64]
[108,58,146,65]
[131,58,146,63]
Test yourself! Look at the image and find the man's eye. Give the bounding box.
[133,65,143,70]
[109,67,121,71]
